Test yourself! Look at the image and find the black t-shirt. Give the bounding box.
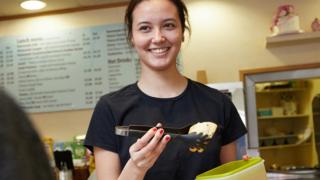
[84,79,247,180]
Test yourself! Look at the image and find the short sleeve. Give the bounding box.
[84,97,118,153]
[221,97,247,145]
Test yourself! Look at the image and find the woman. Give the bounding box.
[84,0,247,180]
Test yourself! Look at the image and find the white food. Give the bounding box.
[188,122,217,139]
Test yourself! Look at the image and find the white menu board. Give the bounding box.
[0,24,141,113]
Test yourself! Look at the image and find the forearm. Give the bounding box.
[118,127,169,180]
[118,159,147,180]
[220,142,237,164]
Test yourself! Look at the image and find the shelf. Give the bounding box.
[266,31,320,45]
[254,79,315,168]
[256,87,306,94]
[258,114,309,120]
[259,134,297,140]
[259,142,311,150]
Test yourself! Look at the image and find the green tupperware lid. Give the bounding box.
[196,157,263,179]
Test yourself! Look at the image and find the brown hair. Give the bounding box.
[124,0,191,45]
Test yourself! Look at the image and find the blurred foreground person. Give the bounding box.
[0,89,54,180]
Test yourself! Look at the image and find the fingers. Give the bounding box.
[129,124,171,170]
[153,134,171,155]
[242,154,250,161]
[130,127,157,152]
[139,128,165,155]
[137,134,171,167]
[130,122,163,153]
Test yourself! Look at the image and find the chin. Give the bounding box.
[140,52,178,70]
[143,60,175,71]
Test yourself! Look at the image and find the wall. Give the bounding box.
[0,0,319,140]
[183,0,320,82]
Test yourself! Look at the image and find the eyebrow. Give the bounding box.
[136,18,177,26]
[163,18,177,23]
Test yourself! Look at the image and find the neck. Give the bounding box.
[138,66,187,98]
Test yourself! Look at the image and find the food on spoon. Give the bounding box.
[189,147,197,153]
[188,122,217,139]
[187,122,217,153]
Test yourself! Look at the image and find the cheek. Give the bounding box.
[132,35,149,48]
[168,32,183,45]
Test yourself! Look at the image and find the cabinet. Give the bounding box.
[255,80,314,169]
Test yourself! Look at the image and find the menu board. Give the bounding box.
[0,24,141,113]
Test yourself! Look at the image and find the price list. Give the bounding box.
[0,24,139,113]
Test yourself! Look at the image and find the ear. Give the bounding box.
[131,37,135,47]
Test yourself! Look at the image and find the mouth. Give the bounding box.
[149,47,170,55]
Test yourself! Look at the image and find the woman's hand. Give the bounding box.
[242,154,250,161]
[128,126,171,173]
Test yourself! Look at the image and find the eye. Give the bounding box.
[138,25,151,32]
[164,23,176,30]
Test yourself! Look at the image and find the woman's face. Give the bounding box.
[131,0,183,71]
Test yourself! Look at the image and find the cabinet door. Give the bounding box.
[255,80,314,169]
[240,63,320,171]
[312,94,320,160]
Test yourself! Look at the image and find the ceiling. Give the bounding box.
[0,0,128,17]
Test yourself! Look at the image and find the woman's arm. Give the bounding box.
[94,147,121,180]
[94,147,146,180]
[220,141,237,164]
[94,127,171,180]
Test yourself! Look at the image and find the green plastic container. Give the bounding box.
[196,157,267,180]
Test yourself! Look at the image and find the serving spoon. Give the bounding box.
[115,122,217,153]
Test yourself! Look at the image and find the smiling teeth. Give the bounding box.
[151,48,169,54]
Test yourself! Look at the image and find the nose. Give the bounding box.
[152,29,165,43]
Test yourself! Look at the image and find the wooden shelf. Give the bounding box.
[259,134,297,140]
[266,31,320,44]
[259,142,311,150]
[258,114,309,120]
[254,79,314,168]
[256,87,306,94]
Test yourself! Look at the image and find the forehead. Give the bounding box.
[132,0,179,23]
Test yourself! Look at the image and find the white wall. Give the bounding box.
[0,0,319,140]
[183,0,320,82]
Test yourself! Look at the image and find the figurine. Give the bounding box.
[311,18,320,32]
[270,4,303,36]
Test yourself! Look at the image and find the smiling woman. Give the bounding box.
[84,0,247,180]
